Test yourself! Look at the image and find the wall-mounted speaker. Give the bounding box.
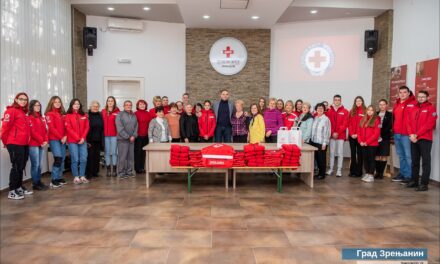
[83,27,97,56]
[364,30,378,58]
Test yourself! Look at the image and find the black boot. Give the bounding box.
[374,161,385,179]
[106,165,111,177]
[111,165,117,177]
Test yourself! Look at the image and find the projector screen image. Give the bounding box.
[276,34,360,82]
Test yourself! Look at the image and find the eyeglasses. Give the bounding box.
[417,96,427,99]
[17,98,28,102]
[34,104,41,107]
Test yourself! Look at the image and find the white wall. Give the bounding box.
[391,0,440,181]
[86,16,186,107]
[270,18,374,108]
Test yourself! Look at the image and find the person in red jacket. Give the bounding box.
[348,96,366,177]
[28,100,49,191]
[294,99,303,117]
[162,96,170,115]
[325,95,349,177]
[149,96,162,118]
[357,105,381,183]
[282,101,298,130]
[134,99,152,173]
[65,99,90,185]
[102,96,120,176]
[392,86,417,183]
[406,91,438,191]
[199,100,216,142]
[45,95,67,188]
[1,92,32,200]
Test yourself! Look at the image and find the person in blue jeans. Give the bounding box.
[65,99,90,184]
[28,100,49,191]
[213,89,235,143]
[392,86,416,183]
[45,96,67,188]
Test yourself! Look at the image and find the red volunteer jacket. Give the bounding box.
[326,105,349,140]
[65,111,90,144]
[348,106,365,136]
[1,106,30,146]
[29,113,48,147]
[135,110,153,137]
[163,105,170,115]
[393,95,416,135]
[102,107,120,137]
[282,112,298,130]
[198,109,216,138]
[45,108,65,141]
[201,144,235,168]
[357,117,381,146]
[408,101,437,141]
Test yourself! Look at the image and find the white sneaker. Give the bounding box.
[326,169,333,176]
[18,186,33,195]
[8,190,24,200]
[362,174,374,183]
[361,174,368,181]
[336,170,342,177]
[80,176,89,184]
[73,177,82,185]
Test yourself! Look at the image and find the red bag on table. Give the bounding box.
[201,144,235,168]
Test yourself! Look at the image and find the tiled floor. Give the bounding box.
[1,170,439,264]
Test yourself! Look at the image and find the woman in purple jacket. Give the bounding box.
[263,98,284,143]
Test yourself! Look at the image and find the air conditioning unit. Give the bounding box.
[107,18,144,32]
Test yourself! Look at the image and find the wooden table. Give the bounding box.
[143,143,317,190]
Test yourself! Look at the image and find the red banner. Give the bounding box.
[389,65,407,108]
[415,58,439,110]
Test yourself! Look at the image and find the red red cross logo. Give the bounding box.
[308,50,326,68]
[223,46,234,58]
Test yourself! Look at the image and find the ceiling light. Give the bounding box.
[310,10,318,14]
[143,6,151,11]
[107,7,114,11]
[251,15,259,20]
[203,15,210,19]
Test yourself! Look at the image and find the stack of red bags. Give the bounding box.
[169,145,190,166]
[232,152,245,167]
[281,144,301,167]
[244,143,265,167]
[264,150,284,167]
[189,151,203,167]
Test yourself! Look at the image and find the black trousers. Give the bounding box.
[171,138,181,143]
[411,139,432,186]
[6,144,28,191]
[200,137,213,143]
[349,137,363,176]
[362,146,377,174]
[310,141,327,177]
[265,135,278,143]
[134,136,148,172]
[86,141,102,177]
[233,135,247,143]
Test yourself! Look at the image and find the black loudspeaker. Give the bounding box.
[364,30,378,58]
[83,27,97,56]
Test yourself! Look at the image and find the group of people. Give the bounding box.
[1,86,437,200]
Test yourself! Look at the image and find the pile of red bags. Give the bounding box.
[244,143,265,167]
[169,145,190,166]
[281,144,301,167]
[264,150,284,167]
[232,152,245,167]
[189,151,203,167]
[201,144,235,168]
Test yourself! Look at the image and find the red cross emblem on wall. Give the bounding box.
[308,50,326,68]
[223,46,234,58]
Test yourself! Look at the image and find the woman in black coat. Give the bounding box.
[180,104,199,143]
[375,99,393,179]
[86,101,104,178]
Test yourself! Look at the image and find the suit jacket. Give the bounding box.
[213,100,235,123]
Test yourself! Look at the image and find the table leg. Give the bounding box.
[187,169,192,193]
[233,170,236,189]
[225,170,229,189]
[278,169,283,193]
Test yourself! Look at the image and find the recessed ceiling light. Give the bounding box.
[107,6,114,11]
[251,15,259,20]
[310,9,318,14]
[143,6,150,11]
[203,15,210,19]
